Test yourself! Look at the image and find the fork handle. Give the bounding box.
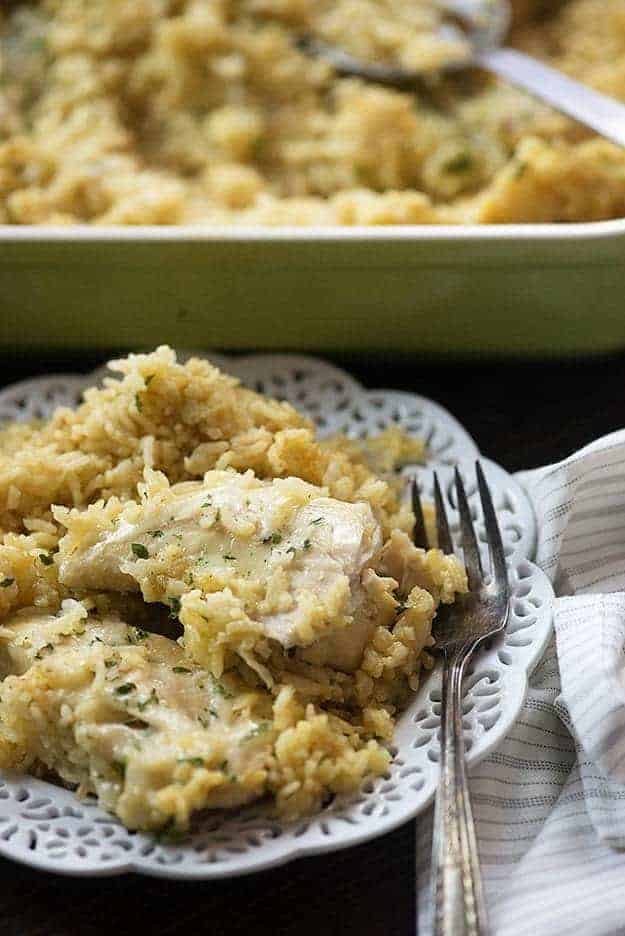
[432,647,488,936]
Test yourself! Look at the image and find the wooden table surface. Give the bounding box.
[1,348,622,936]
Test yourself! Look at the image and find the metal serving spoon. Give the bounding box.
[298,0,625,149]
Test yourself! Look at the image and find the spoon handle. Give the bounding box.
[478,47,625,148]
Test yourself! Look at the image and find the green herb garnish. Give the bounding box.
[148,530,164,538]
[514,160,528,180]
[138,688,159,710]
[38,552,54,566]
[29,36,47,53]
[0,577,14,588]
[131,543,149,559]
[168,596,181,618]
[113,760,126,778]
[220,760,236,782]
[177,756,205,768]
[209,674,233,699]
[172,666,191,674]
[443,151,474,173]
[34,643,54,660]
[125,718,149,731]
[115,682,136,696]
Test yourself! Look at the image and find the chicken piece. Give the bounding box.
[55,470,383,673]
[0,601,275,831]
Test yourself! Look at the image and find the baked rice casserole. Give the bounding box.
[1,0,625,225]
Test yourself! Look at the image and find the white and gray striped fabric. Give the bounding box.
[417,429,625,936]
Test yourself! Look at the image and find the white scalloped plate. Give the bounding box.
[0,353,552,879]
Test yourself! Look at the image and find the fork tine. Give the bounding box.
[411,478,429,549]
[433,473,453,554]
[475,461,508,596]
[454,466,483,587]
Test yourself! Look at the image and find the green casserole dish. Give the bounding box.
[1,220,624,356]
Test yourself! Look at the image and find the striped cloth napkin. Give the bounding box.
[417,429,625,936]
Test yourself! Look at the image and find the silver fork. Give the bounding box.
[412,463,510,936]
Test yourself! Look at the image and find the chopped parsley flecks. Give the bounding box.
[220,760,236,782]
[262,532,282,545]
[104,658,117,669]
[34,643,54,661]
[286,546,296,556]
[131,543,149,559]
[514,160,528,180]
[38,552,54,566]
[113,760,126,779]
[310,517,324,526]
[29,36,48,54]
[148,530,164,538]
[444,151,474,174]
[168,596,181,618]
[0,577,14,588]
[135,393,142,413]
[125,718,149,731]
[223,554,236,561]
[303,539,311,551]
[172,665,192,674]
[138,688,159,711]
[115,682,136,696]
[209,674,233,699]
[131,628,149,642]
[144,374,155,387]
[201,496,212,507]
[177,756,205,768]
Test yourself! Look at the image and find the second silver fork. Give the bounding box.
[412,463,510,936]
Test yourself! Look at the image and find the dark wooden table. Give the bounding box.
[1,348,622,936]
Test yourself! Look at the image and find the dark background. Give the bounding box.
[1,348,623,936]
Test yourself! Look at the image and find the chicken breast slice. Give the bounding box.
[0,601,274,831]
[55,470,383,672]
